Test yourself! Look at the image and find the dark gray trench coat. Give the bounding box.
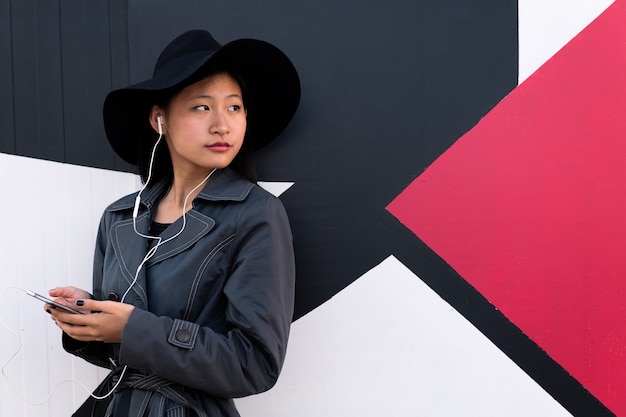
[63,168,296,417]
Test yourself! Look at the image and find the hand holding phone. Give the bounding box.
[26,290,85,314]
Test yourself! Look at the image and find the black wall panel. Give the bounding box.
[1,0,131,171]
[0,0,14,149]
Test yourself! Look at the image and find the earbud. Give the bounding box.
[135,115,163,220]
[133,195,141,219]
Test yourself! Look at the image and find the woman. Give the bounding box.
[46,29,300,417]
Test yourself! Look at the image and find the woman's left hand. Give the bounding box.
[50,299,135,343]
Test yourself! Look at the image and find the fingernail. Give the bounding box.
[76,300,84,306]
[46,309,52,315]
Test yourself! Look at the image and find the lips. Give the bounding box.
[206,142,232,152]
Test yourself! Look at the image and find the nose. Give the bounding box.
[210,110,229,136]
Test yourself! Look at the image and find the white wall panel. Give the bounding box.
[0,153,139,416]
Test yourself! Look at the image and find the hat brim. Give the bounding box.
[103,38,300,165]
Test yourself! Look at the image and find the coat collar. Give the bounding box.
[107,168,254,214]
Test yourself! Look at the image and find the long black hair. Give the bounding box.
[136,67,257,185]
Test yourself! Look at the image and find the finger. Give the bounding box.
[51,308,98,327]
[48,306,64,320]
[44,304,62,316]
[57,310,111,342]
[55,319,95,341]
[48,287,67,297]
[75,298,111,313]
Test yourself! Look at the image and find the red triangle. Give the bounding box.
[388,0,626,414]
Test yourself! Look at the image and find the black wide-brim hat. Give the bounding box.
[103,30,301,165]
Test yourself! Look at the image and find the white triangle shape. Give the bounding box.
[258,181,294,197]
[236,256,573,417]
[518,0,614,83]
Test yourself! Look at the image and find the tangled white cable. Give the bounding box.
[0,285,115,406]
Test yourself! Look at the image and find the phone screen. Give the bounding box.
[26,290,85,315]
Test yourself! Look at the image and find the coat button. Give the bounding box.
[175,329,192,343]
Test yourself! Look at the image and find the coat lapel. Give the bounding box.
[110,213,152,308]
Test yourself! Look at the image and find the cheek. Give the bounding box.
[234,119,247,141]
[166,120,204,142]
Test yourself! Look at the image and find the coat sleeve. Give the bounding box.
[118,193,296,398]
[62,211,113,369]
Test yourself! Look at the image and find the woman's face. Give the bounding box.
[155,72,247,176]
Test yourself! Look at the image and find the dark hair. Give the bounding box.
[136,68,257,184]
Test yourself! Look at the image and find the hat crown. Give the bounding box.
[153,30,222,78]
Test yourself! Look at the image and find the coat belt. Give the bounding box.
[100,369,209,417]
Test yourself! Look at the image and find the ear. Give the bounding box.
[149,105,166,134]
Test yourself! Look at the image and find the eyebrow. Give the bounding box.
[191,93,243,100]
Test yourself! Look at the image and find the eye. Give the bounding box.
[228,105,242,112]
[194,105,210,111]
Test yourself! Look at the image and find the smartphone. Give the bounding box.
[25,290,85,315]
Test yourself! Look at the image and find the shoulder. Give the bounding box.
[93,191,137,237]
[197,169,286,210]
[102,178,169,215]
[238,184,291,232]
[105,191,138,212]
[248,182,285,203]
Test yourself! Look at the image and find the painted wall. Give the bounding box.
[1,1,623,416]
